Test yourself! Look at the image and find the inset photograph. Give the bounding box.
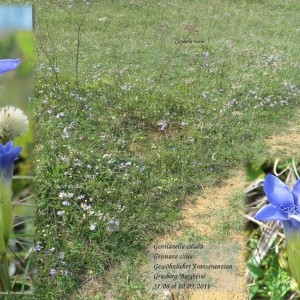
[0,4,34,295]
[246,157,300,299]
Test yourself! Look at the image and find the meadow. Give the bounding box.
[28,0,300,299]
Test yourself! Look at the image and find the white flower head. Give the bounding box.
[89,223,97,231]
[0,106,29,142]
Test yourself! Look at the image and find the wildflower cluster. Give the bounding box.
[57,190,122,233]
[33,241,70,277]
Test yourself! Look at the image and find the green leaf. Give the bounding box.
[0,262,10,291]
[249,283,259,300]
[247,258,265,278]
[246,158,266,181]
[250,157,267,171]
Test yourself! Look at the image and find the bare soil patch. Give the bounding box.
[267,124,300,157]
[181,170,245,236]
[159,170,248,300]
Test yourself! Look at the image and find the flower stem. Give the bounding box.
[0,176,13,291]
[1,254,11,291]
[286,230,300,285]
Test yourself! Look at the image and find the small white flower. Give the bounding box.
[59,192,67,198]
[81,203,91,211]
[55,112,65,118]
[89,223,97,231]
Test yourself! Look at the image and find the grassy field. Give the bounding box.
[30,0,300,299]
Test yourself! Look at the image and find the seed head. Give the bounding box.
[0,106,29,143]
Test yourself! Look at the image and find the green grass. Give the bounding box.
[212,191,245,237]
[30,0,300,298]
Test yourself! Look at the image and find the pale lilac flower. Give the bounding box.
[107,219,120,232]
[34,242,43,252]
[50,268,57,275]
[203,51,209,59]
[157,120,168,132]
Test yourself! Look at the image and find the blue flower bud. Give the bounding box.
[0,59,20,76]
[0,141,22,178]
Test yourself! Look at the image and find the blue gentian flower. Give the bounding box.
[0,141,22,177]
[255,174,300,223]
[0,59,20,77]
[0,141,21,252]
[255,173,300,285]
